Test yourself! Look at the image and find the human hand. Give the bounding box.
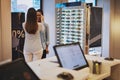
[41,15,44,22]
[46,47,49,54]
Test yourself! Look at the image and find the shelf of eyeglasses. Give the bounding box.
[64,26,84,29]
[61,13,84,16]
[56,19,84,22]
[56,23,84,26]
[57,9,84,13]
[56,18,84,21]
[57,22,84,24]
[60,17,84,20]
[60,36,84,39]
[57,42,84,47]
[59,11,84,14]
[58,40,84,44]
[61,26,84,28]
[56,19,84,23]
[57,10,84,15]
[57,24,84,28]
[56,27,84,33]
[57,19,84,22]
[59,33,84,36]
[60,37,82,40]
[58,40,84,45]
[56,36,84,40]
[61,9,84,13]
[56,16,84,20]
[56,30,83,33]
[58,27,83,31]
[60,33,83,36]
[56,29,85,33]
[59,40,84,44]
[60,17,84,21]
[60,30,83,33]
[57,37,84,42]
[57,37,84,41]
[60,37,84,41]
[56,28,84,32]
[56,27,84,30]
[59,36,84,39]
[61,25,84,27]
[57,14,84,17]
[59,21,84,26]
[60,40,74,43]
[56,22,85,27]
[59,34,84,37]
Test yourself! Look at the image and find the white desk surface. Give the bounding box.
[28,55,120,80]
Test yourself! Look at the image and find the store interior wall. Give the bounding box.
[97,0,110,57]
[0,0,12,62]
[43,0,56,57]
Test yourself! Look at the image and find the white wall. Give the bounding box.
[97,0,110,57]
[43,0,56,57]
[0,0,12,62]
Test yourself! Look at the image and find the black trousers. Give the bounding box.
[42,50,46,59]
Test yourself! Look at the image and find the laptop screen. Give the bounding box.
[0,59,40,80]
[53,42,89,70]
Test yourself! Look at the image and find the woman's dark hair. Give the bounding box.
[25,8,38,34]
[37,9,44,15]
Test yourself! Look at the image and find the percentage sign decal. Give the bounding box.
[17,30,25,38]
[20,30,25,38]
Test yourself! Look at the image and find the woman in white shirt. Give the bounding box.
[23,8,44,62]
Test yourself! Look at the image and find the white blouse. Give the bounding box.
[22,22,44,53]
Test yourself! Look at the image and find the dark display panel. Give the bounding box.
[90,7,102,47]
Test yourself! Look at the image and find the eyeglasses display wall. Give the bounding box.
[56,6,86,50]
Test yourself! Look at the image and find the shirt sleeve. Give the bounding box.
[44,23,50,45]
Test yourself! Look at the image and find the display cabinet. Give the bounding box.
[55,2,87,52]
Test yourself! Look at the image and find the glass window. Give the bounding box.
[11,0,42,14]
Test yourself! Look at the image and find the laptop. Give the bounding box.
[0,59,40,80]
[53,42,89,70]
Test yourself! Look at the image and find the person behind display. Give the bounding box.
[37,9,50,59]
